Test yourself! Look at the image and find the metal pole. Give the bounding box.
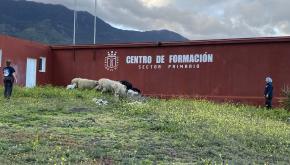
[73,0,77,45]
[93,0,97,44]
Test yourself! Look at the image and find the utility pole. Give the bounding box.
[93,0,97,44]
[73,0,77,45]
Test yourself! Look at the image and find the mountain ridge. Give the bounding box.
[0,0,188,44]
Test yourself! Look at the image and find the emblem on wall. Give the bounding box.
[105,51,119,71]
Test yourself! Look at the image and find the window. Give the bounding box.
[0,49,2,67]
[38,57,46,72]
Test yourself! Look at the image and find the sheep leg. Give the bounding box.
[101,87,108,93]
[95,85,102,90]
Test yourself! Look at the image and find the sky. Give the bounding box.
[26,0,290,40]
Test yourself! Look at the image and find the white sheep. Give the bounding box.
[66,83,77,89]
[127,89,140,97]
[96,78,127,97]
[126,89,145,101]
[71,78,98,89]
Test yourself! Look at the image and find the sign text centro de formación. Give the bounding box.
[104,51,214,71]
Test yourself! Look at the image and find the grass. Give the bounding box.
[0,86,289,164]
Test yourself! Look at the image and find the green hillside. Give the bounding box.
[0,86,289,164]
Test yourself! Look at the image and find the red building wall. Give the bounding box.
[0,35,52,85]
[51,37,290,106]
[1,35,289,106]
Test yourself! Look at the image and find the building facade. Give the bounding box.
[1,35,290,106]
[0,35,52,87]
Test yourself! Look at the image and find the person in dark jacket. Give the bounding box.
[264,77,273,109]
[3,60,17,99]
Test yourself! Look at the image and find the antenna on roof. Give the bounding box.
[93,0,97,44]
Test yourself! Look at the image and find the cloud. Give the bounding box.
[139,0,170,8]
[25,0,290,40]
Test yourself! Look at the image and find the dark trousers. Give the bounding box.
[4,80,13,99]
[265,98,272,109]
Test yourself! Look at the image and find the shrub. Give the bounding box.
[281,86,290,111]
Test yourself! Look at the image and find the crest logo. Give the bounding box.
[105,51,119,71]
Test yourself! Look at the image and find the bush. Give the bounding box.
[281,86,290,111]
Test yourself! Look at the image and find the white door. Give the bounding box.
[26,58,37,88]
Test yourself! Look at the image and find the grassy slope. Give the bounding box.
[0,86,289,164]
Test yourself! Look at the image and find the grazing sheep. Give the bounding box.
[127,89,140,97]
[96,78,127,97]
[126,86,146,102]
[119,80,133,90]
[66,83,77,89]
[95,78,114,92]
[71,78,98,89]
[131,87,141,94]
